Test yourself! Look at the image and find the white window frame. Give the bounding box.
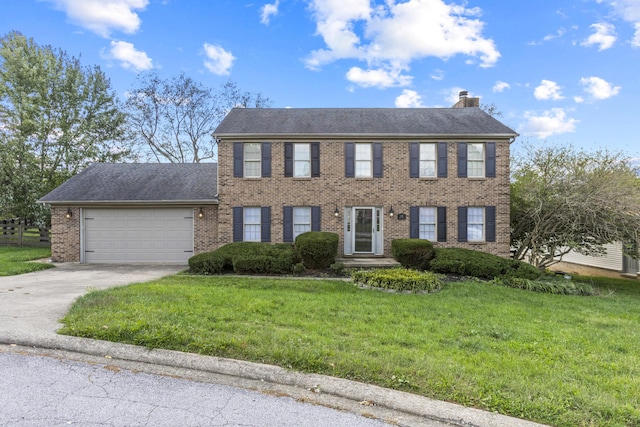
[293,207,311,239]
[467,143,485,178]
[355,143,372,178]
[294,143,311,178]
[467,207,485,242]
[243,207,261,242]
[419,143,437,178]
[244,143,261,178]
[419,207,437,241]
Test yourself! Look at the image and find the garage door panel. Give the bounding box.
[84,208,193,264]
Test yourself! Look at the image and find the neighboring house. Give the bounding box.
[40,92,518,264]
[556,242,639,278]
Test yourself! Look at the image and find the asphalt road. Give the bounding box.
[0,349,392,427]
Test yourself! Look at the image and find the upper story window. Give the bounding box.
[420,143,437,178]
[244,143,261,178]
[457,142,495,178]
[294,144,311,177]
[285,142,320,178]
[345,142,383,178]
[355,143,372,177]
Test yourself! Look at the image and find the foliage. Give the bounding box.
[295,231,339,270]
[352,267,442,293]
[0,32,131,223]
[60,274,640,427]
[511,144,640,268]
[491,276,595,296]
[126,73,271,163]
[429,247,542,279]
[391,238,435,270]
[188,242,298,275]
[0,246,53,276]
[329,262,345,276]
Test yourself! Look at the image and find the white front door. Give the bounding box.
[344,207,383,255]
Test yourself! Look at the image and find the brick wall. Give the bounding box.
[194,206,219,254]
[50,206,80,262]
[217,139,511,258]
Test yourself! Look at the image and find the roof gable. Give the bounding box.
[39,163,217,204]
[214,108,517,138]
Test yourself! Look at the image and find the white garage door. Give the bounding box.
[84,208,194,264]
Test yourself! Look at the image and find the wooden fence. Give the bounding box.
[0,219,51,246]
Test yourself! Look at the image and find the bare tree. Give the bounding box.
[126,73,271,163]
[511,144,640,268]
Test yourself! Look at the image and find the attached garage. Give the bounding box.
[39,163,218,264]
[83,208,194,264]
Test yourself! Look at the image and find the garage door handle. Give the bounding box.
[184,250,193,253]
[85,250,95,253]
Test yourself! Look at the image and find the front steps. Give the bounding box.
[335,257,401,269]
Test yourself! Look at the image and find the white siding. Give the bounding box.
[560,243,623,271]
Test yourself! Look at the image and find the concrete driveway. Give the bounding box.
[0,263,183,340]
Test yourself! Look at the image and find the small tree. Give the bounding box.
[126,73,271,163]
[511,144,640,269]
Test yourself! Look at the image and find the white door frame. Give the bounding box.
[343,206,384,256]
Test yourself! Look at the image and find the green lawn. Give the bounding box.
[60,275,640,427]
[0,246,53,276]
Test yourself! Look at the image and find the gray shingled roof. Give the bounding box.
[214,108,517,137]
[39,163,217,204]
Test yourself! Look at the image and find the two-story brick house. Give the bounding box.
[40,93,517,263]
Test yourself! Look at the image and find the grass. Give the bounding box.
[0,246,53,276]
[59,275,640,427]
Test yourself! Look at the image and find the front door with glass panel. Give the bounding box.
[344,207,383,255]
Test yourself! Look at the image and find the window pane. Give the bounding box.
[419,224,436,240]
[420,143,436,160]
[355,144,371,161]
[468,207,484,241]
[355,160,372,177]
[293,207,311,238]
[468,160,484,178]
[244,143,261,160]
[419,207,436,240]
[420,160,436,177]
[244,207,261,242]
[419,207,436,223]
[468,143,484,160]
[468,225,484,241]
[244,161,261,178]
[294,144,310,160]
[294,161,310,177]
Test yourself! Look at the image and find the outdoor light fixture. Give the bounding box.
[198,208,204,219]
[389,206,394,217]
[334,206,339,217]
[65,208,73,219]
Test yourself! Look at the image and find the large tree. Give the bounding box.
[126,73,271,163]
[511,144,640,268]
[0,31,130,222]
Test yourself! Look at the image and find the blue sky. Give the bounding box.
[2,0,639,160]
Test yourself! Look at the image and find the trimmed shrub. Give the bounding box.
[391,239,435,270]
[295,231,339,270]
[188,242,298,275]
[188,251,226,275]
[352,267,442,293]
[429,248,543,280]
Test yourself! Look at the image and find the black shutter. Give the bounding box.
[409,206,419,238]
[345,142,355,178]
[233,142,243,178]
[311,142,320,177]
[409,142,419,178]
[457,142,467,178]
[486,142,496,178]
[485,206,496,242]
[311,206,321,231]
[458,206,468,242]
[437,207,447,242]
[373,142,383,177]
[284,143,293,177]
[261,206,271,242]
[283,206,293,242]
[261,142,271,177]
[438,142,448,178]
[233,207,243,242]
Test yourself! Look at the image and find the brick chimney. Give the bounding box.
[452,90,480,108]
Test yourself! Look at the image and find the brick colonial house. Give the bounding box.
[40,93,518,264]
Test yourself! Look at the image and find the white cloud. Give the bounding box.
[345,65,412,88]
[430,69,444,81]
[581,23,616,50]
[574,96,585,103]
[521,108,578,138]
[104,40,153,71]
[305,0,500,88]
[633,23,640,47]
[395,89,425,108]
[534,80,564,101]
[203,43,236,75]
[580,76,621,100]
[45,0,148,37]
[261,0,280,25]
[493,81,510,92]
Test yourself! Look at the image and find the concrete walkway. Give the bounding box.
[0,263,548,427]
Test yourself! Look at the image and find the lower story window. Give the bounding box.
[467,207,484,241]
[244,207,261,241]
[293,207,311,238]
[419,207,436,240]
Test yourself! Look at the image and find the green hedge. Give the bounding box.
[189,242,299,275]
[352,267,442,293]
[295,231,339,270]
[391,239,435,270]
[491,276,595,295]
[429,248,542,280]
